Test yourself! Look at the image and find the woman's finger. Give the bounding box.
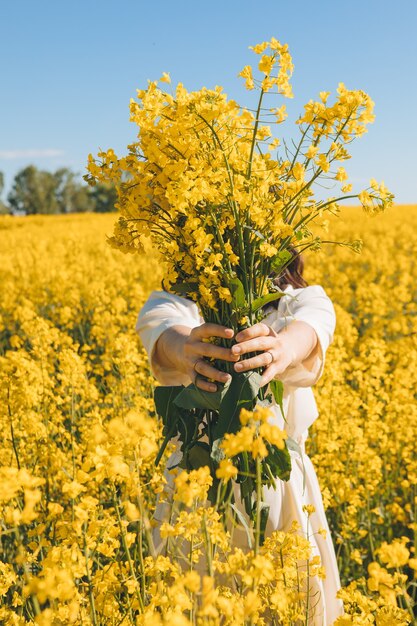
[259,369,276,388]
[234,322,270,343]
[194,375,218,393]
[191,323,234,340]
[193,341,240,362]
[194,359,232,384]
[231,335,275,357]
[259,359,289,387]
[233,351,274,373]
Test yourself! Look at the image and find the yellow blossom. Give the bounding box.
[174,466,213,507]
[259,422,286,449]
[335,166,348,181]
[159,72,171,84]
[316,153,330,172]
[217,286,232,303]
[221,426,255,457]
[238,65,254,90]
[302,504,316,515]
[216,459,238,482]
[377,538,410,569]
[305,145,319,159]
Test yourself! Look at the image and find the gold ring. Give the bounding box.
[266,350,274,365]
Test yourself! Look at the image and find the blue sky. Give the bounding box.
[2,0,416,203]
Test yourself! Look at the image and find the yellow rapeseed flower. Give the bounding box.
[215,459,238,482]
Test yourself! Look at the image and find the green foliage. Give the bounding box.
[213,371,262,440]
[269,379,285,419]
[6,165,116,215]
[88,181,117,213]
[8,166,60,215]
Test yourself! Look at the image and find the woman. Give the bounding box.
[136,262,344,625]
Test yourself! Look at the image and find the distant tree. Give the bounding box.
[7,165,117,215]
[0,171,10,214]
[54,168,94,213]
[8,165,59,215]
[89,182,118,213]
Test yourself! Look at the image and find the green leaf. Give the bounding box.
[174,380,230,411]
[177,411,199,456]
[251,291,286,313]
[269,379,286,421]
[285,436,303,456]
[185,441,212,470]
[155,426,178,467]
[154,386,184,425]
[270,249,293,272]
[252,500,270,546]
[265,442,292,482]
[229,276,246,309]
[241,479,255,517]
[235,450,250,484]
[212,371,262,440]
[243,224,265,240]
[154,386,184,466]
[210,438,226,463]
[230,503,253,549]
[234,452,254,517]
[240,474,255,500]
[169,281,198,295]
[262,458,277,489]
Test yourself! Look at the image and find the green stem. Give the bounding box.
[246,89,265,180]
[290,194,359,234]
[292,238,359,256]
[365,492,375,561]
[14,528,42,618]
[82,525,99,626]
[284,167,324,224]
[248,243,257,323]
[254,457,262,556]
[202,511,213,577]
[113,487,145,612]
[305,515,311,626]
[286,123,313,177]
[8,386,20,470]
[397,568,414,620]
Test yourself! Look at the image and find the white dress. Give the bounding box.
[136,285,344,625]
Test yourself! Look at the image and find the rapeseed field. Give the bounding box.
[0,207,416,624]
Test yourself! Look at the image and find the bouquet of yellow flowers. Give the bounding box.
[86,37,393,531]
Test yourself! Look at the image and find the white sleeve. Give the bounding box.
[136,290,204,386]
[269,285,336,388]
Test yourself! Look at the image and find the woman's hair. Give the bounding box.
[273,248,308,290]
[265,248,308,309]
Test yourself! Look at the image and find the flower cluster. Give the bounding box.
[86,38,393,326]
[219,405,287,461]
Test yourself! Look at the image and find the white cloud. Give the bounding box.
[0,149,65,160]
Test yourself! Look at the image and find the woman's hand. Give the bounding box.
[183,323,240,392]
[231,321,318,387]
[155,323,239,392]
